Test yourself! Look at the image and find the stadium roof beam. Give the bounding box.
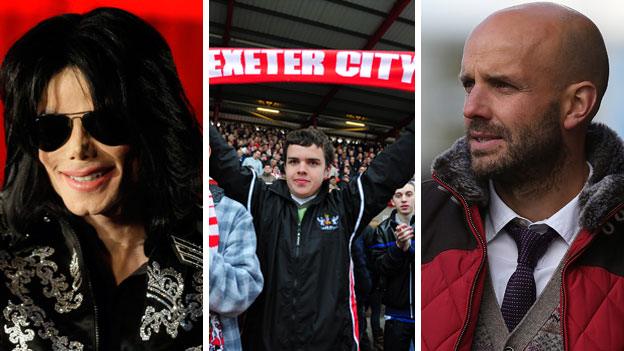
[363,0,412,50]
[308,0,412,128]
[323,0,415,27]
[212,0,235,120]
[222,0,234,46]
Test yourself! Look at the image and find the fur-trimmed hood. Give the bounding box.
[431,123,624,230]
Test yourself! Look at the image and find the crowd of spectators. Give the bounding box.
[212,119,414,350]
[214,120,388,186]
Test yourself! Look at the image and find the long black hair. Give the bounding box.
[0,8,202,237]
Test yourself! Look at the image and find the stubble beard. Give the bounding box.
[469,102,567,192]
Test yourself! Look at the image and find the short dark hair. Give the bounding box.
[401,181,416,192]
[284,128,334,167]
[0,8,202,237]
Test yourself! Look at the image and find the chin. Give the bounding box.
[61,194,119,218]
[471,155,497,175]
[293,188,315,198]
[292,190,310,198]
[64,203,104,217]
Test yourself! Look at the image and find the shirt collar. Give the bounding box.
[291,193,318,206]
[486,180,519,241]
[394,212,415,226]
[486,162,593,245]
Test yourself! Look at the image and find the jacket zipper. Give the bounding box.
[295,222,301,258]
[291,215,303,349]
[432,175,487,351]
[63,221,100,351]
[293,222,301,305]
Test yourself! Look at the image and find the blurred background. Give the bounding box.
[0,0,202,184]
[422,0,624,179]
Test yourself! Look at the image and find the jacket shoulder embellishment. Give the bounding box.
[172,236,202,269]
[0,247,84,350]
[139,262,202,341]
[600,207,624,235]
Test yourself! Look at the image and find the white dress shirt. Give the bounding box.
[484,163,592,306]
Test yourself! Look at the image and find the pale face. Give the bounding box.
[391,183,415,217]
[285,144,330,198]
[460,16,565,178]
[38,68,132,218]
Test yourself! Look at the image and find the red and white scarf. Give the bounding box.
[209,188,220,251]
[208,187,224,350]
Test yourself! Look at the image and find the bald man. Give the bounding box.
[423,3,624,350]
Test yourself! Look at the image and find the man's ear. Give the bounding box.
[323,166,331,180]
[562,81,597,130]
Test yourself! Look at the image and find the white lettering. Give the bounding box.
[301,50,325,75]
[221,49,244,76]
[207,50,222,78]
[359,52,374,78]
[284,50,301,75]
[336,51,360,77]
[262,49,282,75]
[375,53,399,80]
[244,50,261,75]
[400,54,416,84]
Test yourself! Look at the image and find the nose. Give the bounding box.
[296,161,307,174]
[65,117,96,160]
[463,84,492,121]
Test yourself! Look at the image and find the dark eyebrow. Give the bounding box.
[459,72,515,83]
[458,72,472,84]
[288,156,321,161]
[485,74,515,84]
[459,72,526,90]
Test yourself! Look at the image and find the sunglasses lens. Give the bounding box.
[35,114,72,152]
[82,111,128,146]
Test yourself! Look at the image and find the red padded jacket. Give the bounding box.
[422,124,624,351]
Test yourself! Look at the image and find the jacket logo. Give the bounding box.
[317,214,339,231]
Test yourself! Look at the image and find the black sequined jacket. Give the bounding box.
[0,204,203,351]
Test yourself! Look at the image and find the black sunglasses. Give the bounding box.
[34,110,128,152]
